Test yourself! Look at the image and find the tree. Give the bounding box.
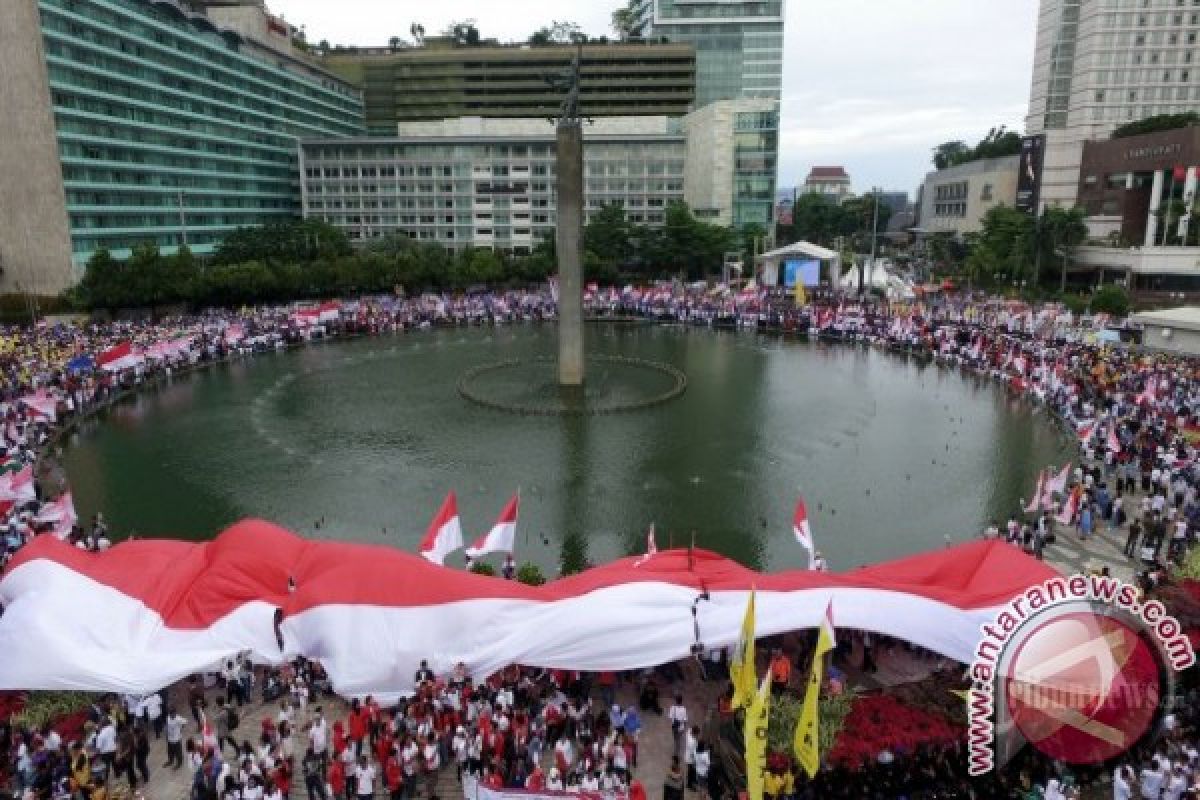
[529,21,583,46]
[584,203,634,271]
[932,128,1021,170]
[1089,285,1131,316]
[787,193,840,246]
[388,36,404,51]
[966,205,1035,286]
[409,23,425,45]
[78,247,125,309]
[1038,206,1088,291]
[932,141,969,170]
[444,19,481,46]
[213,219,350,266]
[611,0,641,40]
[655,201,734,280]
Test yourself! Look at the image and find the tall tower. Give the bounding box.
[1026,0,1200,209]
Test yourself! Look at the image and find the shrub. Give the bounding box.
[516,562,546,586]
[469,561,496,577]
[1089,285,1131,317]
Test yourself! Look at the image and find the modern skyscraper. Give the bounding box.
[637,0,785,229]
[635,0,784,107]
[0,0,364,291]
[1025,0,1200,209]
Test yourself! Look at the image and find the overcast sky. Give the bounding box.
[271,0,1040,199]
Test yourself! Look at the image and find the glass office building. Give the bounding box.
[35,0,364,263]
[637,0,784,108]
[637,0,784,228]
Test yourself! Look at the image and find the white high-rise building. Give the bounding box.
[1025,0,1200,209]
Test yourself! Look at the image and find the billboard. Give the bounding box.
[783,259,821,288]
[1015,134,1046,214]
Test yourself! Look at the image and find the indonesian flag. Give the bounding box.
[292,308,321,327]
[793,497,815,568]
[1076,422,1095,444]
[1055,491,1079,526]
[418,491,462,565]
[97,342,143,372]
[1137,377,1158,406]
[19,389,59,422]
[35,492,77,539]
[0,466,36,506]
[0,521,1064,697]
[465,494,519,558]
[1041,463,1071,508]
[634,524,658,567]
[1107,425,1122,454]
[1024,472,1044,513]
[318,302,341,323]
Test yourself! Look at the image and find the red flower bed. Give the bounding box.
[0,691,24,720]
[827,693,963,769]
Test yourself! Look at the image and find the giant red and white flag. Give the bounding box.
[418,492,463,564]
[0,466,36,507]
[793,497,816,568]
[465,494,518,558]
[0,521,1066,697]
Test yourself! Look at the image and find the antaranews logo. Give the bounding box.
[967,573,1195,775]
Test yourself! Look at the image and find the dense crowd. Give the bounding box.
[4,283,1200,800]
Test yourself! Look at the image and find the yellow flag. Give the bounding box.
[793,280,807,307]
[729,589,756,711]
[794,602,836,778]
[744,672,771,800]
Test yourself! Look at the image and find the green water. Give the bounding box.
[58,323,1072,573]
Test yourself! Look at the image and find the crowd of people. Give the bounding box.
[3,282,1200,800]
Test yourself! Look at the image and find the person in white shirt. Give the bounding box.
[684,726,698,789]
[164,708,187,769]
[667,695,688,759]
[95,719,118,773]
[695,741,712,798]
[1141,763,1166,800]
[308,709,328,757]
[354,756,376,800]
[1164,766,1188,800]
[1113,765,1133,800]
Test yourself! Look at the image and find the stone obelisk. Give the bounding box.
[555,44,585,387]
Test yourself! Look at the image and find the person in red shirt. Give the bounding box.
[484,767,504,789]
[348,699,368,759]
[526,766,545,791]
[630,778,647,800]
[271,762,290,798]
[332,719,347,759]
[329,756,346,800]
[384,752,404,800]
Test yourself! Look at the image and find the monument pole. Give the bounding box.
[555,42,585,387]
